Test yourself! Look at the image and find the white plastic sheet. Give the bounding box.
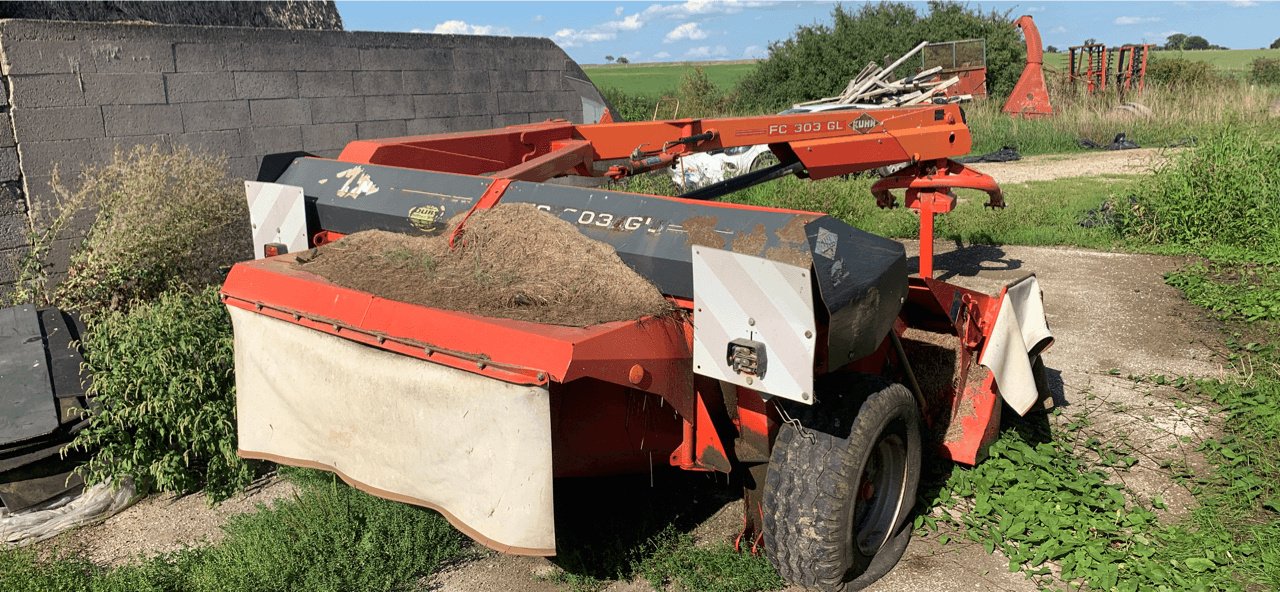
[0,479,137,546]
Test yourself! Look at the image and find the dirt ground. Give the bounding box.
[967,148,1169,185]
[47,477,296,566]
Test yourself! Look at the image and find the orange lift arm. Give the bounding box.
[338,104,975,183]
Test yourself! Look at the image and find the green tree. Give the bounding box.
[1183,35,1210,50]
[616,56,630,64]
[1271,36,1280,49]
[735,2,1022,111]
[1046,45,1059,53]
[1164,33,1188,50]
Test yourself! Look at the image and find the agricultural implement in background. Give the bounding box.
[1003,15,1055,118]
[222,104,1053,589]
[1070,42,1151,100]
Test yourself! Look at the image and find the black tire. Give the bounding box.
[763,375,922,591]
[748,152,780,173]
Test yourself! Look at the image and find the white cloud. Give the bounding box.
[616,13,644,31]
[425,20,508,35]
[1114,16,1161,25]
[549,0,780,47]
[532,14,544,23]
[653,51,672,59]
[1146,29,1183,43]
[742,45,765,58]
[552,11,643,46]
[685,45,728,58]
[553,27,617,47]
[1050,25,1067,34]
[1227,0,1257,6]
[644,0,780,21]
[1026,6,1046,12]
[665,22,708,42]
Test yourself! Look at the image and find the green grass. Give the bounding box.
[625,171,1136,250]
[1046,48,1280,77]
[0,469,466,592]
[583,61,757,97]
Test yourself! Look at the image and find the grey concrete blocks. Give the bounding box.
[299,71,355,98]
[17,139,98,178]
[83,73,167,105]
[182,100,251,132]
[357,120,407,140]
[165,72,237,103]
[8,74,85,108]
[235,71,299,100]
[364,95,413,120]
[83,38,176,73]
[102,104,184,136]
[12,106,104,142]
[412,94,459,119]
[401,70,452,95]
[1,40,86,75]
[527,71,565,93]
[0,147,20,182]
[352,71,402,96]
[250,99,310,127]
[245,126,304,155]
[174,43,228,72]
[0,19,603,296]
[176,130,245,158]
[309,96,366,124]
[302,123,357,152]
[455,92,498,116]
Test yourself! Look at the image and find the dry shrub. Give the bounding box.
[55,145,252,315]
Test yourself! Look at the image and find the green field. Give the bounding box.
[1045,48,1280,76]
[582,61,757,97]
[585,48,1280,99]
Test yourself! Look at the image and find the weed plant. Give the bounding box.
[67,286,254,501]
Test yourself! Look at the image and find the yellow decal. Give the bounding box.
[408,205,442,230]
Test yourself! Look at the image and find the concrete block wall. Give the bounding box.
[0,19,606,290]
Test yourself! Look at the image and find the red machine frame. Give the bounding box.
[223,106,1023,552]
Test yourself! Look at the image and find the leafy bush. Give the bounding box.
[68,285,255,501]
[55,145,251,316]
[601,86,657,122]
[735,1,1023,111]
[1249,57,1280,86]
[1116,126,1280,253]
[673,67,735,118]
[1145,56,1222,89]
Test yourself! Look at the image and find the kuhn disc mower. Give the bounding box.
[222,104,1052,589]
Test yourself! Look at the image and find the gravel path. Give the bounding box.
[967,148,1170,185]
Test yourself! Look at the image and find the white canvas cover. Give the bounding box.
[229,307,556,555]
[978,275,1054,415]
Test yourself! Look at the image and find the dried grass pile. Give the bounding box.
[297,204,673,326]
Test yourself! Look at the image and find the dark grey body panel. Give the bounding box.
[272,157,907,361]
[0,306,57,445]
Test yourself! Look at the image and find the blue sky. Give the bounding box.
[336,1,1280,64]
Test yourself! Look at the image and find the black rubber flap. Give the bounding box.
[806,217,909,364]
[0,305,58,446]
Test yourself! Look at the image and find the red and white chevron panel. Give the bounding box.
[692,246,816,404]
[245,181,307,259]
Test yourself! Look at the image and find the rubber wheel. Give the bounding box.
[763,375,922,591]
[748,152,780,173]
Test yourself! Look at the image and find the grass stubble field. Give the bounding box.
[4,52,1280,592]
